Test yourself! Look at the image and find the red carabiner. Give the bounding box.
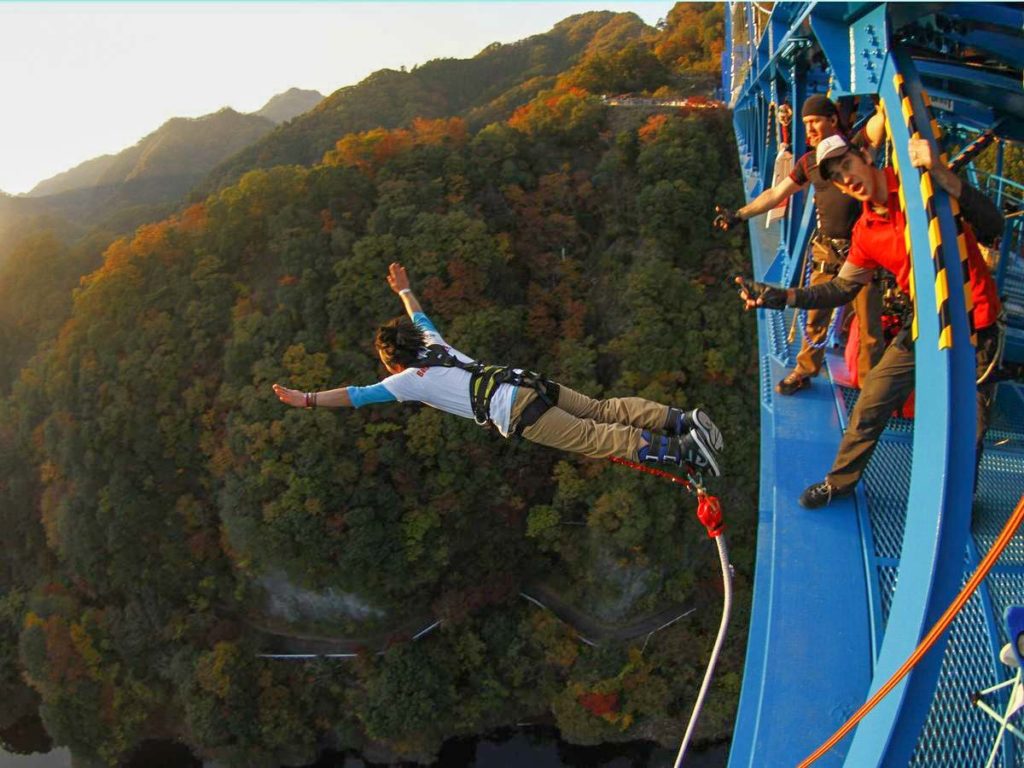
[696,493,725,538]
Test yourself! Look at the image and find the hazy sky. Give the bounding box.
[0,1,668,195]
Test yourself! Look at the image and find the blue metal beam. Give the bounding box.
[841,43,978,767]
[915,60,1024,124]
[891,1,1024,35]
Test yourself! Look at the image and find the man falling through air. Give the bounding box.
[274,263,724,476]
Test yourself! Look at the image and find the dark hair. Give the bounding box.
[374,316,427,368]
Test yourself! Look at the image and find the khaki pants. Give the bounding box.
[510,384,670,461]
[794,242,884,382]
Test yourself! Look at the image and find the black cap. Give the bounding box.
[802,94,838,119]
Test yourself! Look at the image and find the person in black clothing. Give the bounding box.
[714,95,884,394]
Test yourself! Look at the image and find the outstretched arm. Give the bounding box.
[739,176,802,221]
[387,261,423,318]
[735,264,868,312]
[272,384,352,408]
[714,177,802,231]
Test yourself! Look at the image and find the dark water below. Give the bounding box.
[2,727,728,767]
[308,727,728,768]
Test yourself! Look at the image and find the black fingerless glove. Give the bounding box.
[737,278,788,310]
[713,205,743,232]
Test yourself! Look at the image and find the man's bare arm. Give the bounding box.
[272,384,353,408]
[387,261,423,317]
[738,176,802,221]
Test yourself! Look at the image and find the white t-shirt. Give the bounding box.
[348,313,519,437]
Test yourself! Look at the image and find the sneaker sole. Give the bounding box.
[688,409,722,477]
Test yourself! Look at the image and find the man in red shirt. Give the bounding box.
[739,134,1002,508]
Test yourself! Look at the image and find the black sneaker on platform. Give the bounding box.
[775,371,810,396]
[799,481,851,509]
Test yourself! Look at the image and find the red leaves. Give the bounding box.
[578,690,620,716]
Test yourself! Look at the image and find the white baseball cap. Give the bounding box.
[816,134,851,173]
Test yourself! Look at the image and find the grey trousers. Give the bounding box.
[826,324,999,492]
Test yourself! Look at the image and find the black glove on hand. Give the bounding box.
[713,205,743,232]
[737,277,788,310]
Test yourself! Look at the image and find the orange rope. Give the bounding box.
[798,492,1024,767]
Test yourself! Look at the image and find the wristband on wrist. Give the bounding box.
[399,288,412,296]
[304,392,318,409]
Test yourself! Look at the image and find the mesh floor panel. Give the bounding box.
[864,441,913,560]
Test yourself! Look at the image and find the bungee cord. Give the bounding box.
[609,457,733,768]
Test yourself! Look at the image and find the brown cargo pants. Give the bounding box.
[509,384,670,461]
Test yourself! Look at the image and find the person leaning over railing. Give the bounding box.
[714,95,884,396]
[737,134,1002,508]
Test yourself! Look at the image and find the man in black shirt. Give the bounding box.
[714,95,883,394]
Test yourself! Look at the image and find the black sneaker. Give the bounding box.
[776,371,810,396]
[681,408,723,477]
[799,481,851,509]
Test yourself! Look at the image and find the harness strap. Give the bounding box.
[418,344,555,431]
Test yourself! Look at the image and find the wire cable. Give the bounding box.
[674,533,733,768]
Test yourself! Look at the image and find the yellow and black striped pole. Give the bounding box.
[884,73,976,349]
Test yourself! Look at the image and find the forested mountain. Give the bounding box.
[195,10,655,196]
[27,108,276,200]
[0,5,750,765]
[254,87,325,124]
[26,88,324,201]
[24,154,120,199]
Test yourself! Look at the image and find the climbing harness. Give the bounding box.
[417,344,556,430]
[977,315,1007,386]
[609,457,733,768]
[798,492,1024,767]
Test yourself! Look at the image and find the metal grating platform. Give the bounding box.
[973,451,1024,566]
[987,383,1024,448]
[761,354,773,409]
[879,565,900,623]
[863,441,913,560]
[856,387,1024,765]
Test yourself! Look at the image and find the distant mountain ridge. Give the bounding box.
[254,87,324,124]
[196,11,649,195]
[27,108,273,198]
[27,87,324,198]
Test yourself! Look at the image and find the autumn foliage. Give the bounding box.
[0,4,749,765]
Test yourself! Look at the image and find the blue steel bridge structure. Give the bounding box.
[721,3,1024,767]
